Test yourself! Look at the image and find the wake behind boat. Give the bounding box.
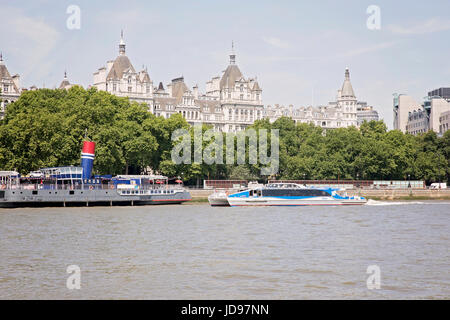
[226,182,366,206]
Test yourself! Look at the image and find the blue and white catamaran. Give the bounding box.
[226,183,366,206]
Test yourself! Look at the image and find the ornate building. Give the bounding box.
[265,68,377,129]
[59,71,75,90]
[93,32,153,109]
[203,44,264,132]
[91,35,378,131]
[150,45,264,132]
[0,53,21,119]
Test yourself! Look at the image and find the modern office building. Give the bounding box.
[428,87,450,101]
[395,88,450,135]
[356,101,379,125]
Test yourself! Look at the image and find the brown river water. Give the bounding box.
[0,200,449,299]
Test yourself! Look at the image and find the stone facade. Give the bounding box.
[439,110,450,135]
[91,35,382,131]
[0,53,21,119]
[406,107,428,135]
[93,32,153,109]
[263,68,376,129]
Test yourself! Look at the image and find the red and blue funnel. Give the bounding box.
[81,141,95,179]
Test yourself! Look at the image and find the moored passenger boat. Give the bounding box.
[0,141,191,208]
[226,183,366,206]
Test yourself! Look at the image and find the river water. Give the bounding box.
[0,200,448,299]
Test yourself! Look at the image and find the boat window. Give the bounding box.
[262,189,330,197]
[69,191,74,195]
[32,191,38,195]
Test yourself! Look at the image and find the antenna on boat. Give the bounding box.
[84,128,88,140]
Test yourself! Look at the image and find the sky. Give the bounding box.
[1,0,450,128]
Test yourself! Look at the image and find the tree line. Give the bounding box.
[0,86,448,184]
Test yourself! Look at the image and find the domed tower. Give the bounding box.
[337,68,357,126]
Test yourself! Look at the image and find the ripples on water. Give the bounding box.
[0,201,449,299]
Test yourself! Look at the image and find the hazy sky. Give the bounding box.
[1,0,450,128]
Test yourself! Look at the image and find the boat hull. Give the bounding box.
[0,189,191,208]
[208,192,230,207]
[227,196,366,206]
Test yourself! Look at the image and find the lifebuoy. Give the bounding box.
[110,184,114,190]
[89,185,94,190]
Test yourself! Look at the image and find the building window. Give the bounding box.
[240,94,243,100]
[128,87,132,93]
[3,85,8,93]
[113,83,117,91]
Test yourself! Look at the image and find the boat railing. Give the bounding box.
[0,183,186,191]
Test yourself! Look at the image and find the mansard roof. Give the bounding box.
[171,77,189,103]
[139,70,151,83]
[106,55,136,80]
[154,96,177,110]
[0,54,12,81]
[195,99,221,110]
[0,56,19,92]
[220,64,243,89]
[251,81,261,91]
[59,79,70,89]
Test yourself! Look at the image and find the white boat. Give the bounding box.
[208,182,265,207]
[208,190,230,206]
[226,183,366,206]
